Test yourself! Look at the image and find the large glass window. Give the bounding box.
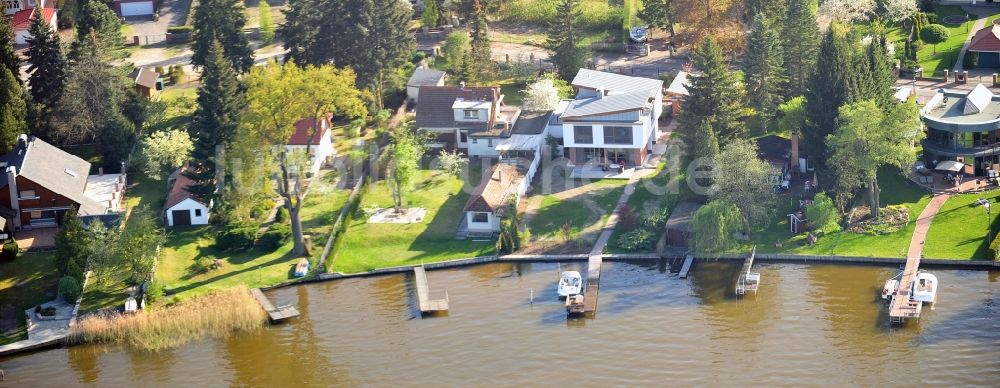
[603,126,633,144]
[463,110,479,119]
[472,212,489,223]
[574,126,593,144]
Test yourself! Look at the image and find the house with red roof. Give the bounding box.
[163,167,210,226]
[287,114,334,176]
[968,22,1000,68]
[4,0,57,46]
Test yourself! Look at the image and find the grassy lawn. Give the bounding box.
[923,190,1000,260]
[606,160,682,252]
[0,252,58,345]
[884,6,994,79]
[332,169,495,274]
[153,173,351,302]
[528,179,628,240]
[749,167,932,258]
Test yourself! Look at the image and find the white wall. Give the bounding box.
[465,211,499,232]
[284,129,333,175]
[562,123,648,148]
[453,108,489,122]
[166,198,210,226]
[468,137,499,157]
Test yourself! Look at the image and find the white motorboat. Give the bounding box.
[557,271,583,297]
[630,26,648,42]
[911,271,938,304]
[881,279,899,300]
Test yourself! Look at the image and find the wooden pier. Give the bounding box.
[582,255,602,314]
[888,255,923,322]
[735,247,760,296]
[251,288,299,322]
[678,253,694,279]
[414,267,449,313]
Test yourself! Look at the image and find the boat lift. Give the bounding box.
[735,247,760,296]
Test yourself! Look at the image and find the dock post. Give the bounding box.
[529,288,534,304]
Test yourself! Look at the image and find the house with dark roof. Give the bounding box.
[560,69,664,173]
[0,135,125,233]
[968,22,1000,68]
[406,68,447,102]
[287,114,334,176]
[129,67,163,100]
[461,163,525,236]
[164,167,210,226]
[4,0,57,46]
[921,84,1000,176]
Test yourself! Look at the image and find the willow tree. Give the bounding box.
[243,62,366,255]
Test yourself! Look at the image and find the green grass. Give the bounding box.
[153,174,351,302]
[494,0,623,33]
[749,167,932,258]
[922,189,1000,260]
[528,179,627,240]
[0,252,58,345]
[332,170,495,274]
[606,161,681,252]
[884,6,997,79]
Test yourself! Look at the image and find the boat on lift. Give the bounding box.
[911,271,938,304]
[629,26,649,43]
[557,271,583,298]
[881,278,899,300]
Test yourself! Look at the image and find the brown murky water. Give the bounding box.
[1,261,999,386]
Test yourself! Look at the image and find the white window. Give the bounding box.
[463,109,478,119]
[18,190,36,199]
[472,212,489,223]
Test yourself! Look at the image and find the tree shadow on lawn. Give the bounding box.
[405,192,494,263]
[168,250,299,296]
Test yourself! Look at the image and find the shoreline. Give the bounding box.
[263,252,1000,291]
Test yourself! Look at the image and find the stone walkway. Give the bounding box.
[0,300,73,356]
[907,194,952,259]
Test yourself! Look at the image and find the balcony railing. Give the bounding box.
[922,139,1000,157]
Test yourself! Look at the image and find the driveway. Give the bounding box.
[124,0,192,38]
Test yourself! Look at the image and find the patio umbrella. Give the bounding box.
[934,160,964,172]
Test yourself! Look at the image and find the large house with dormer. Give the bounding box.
[560,69,663,168]
[4,0,57,46]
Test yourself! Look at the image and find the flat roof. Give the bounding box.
[923,88,1000,124]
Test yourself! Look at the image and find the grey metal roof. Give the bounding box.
[415,86,498,130]
[560,90,651,119]
[571,69,663,95]
[963,83,992,114]
[665,71,690,96]
[511,111,551,135]
[129,67,160,89]
[407,68,447,87]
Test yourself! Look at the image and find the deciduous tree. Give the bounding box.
[259,0,276,43]
[690,200,743,254]
[819,0,876,23]
[387,125,426,212]
[522,77,561,111]
[920,24,949,54]
[638,0,674,38]
[710,139,777,232]
[422,0,441,29]
[141,129,194,180]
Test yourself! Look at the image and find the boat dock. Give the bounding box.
[735,247,760,296]
[678,253,694,279]
[582,255,602,314]
[414,267,449,313]
[888,254,923,322]
[251,288,299,322]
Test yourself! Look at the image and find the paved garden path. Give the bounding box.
[907,194,953,259]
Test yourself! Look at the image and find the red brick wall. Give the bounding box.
[0,176,78,226]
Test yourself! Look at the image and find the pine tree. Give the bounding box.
[743,15,785,134]
[849,35,896,111]
[281,0,329,66]
[186,40,245,197]
[548,0,588,81]
[0,68,26,152]
[192,0,254,73]
[745,0,789,24]
[804,25,854,180]
[72,1,124,60]
[678,36,748,146]
[781,0,820,99]
[689,120,720,159]
[467,0,491,83]
[0,17,19,84]
[26,7,67,108]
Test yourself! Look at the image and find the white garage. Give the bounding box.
[163,169,211,227]
[119,1,154,16]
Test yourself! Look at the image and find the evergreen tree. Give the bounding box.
[849,35,896,111]
[186,40,245,197]
[0,17,19,84]
[0,68,26,152]
[192,0,254,73]
[678,36,748,146]
[467,0,491,83]
[745,0,788,24]
[55,208,90,276]
[638,0,674,38]
[25,7,67,108]
[547,0,589,81]
[72,1,124,60]
[365,0,415,107]
[689,120,720,160]
[743,15,785,134]
[97,112,136,169]
[281,0,329,66]
[422,0,441,29]
[781,0,820,99]
[804,25,854,180]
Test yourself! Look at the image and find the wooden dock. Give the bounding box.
[414,267,449,313]
[250,288,299,322]
[582,255,602,314]
[735,247,760,296]
[888,255,923,322]
[678,253,694,279]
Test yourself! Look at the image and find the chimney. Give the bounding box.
[98,167,104,176]
[791,133,799,171]
[6,166,20,229]
[16,134,27,150]
[460,81,466,90]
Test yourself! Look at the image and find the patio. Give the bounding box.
[570,165,636,179]
[15,229,57,251]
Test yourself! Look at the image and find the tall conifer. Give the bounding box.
[743,15,785,134]
[26,7,67,108]
[192,0,254,73]
[678,36,749,146]
[781,0,820,98]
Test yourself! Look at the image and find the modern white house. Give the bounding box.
[4,0,57,46]
[560,69,664,171]
[406,68,447,103]
[287,115,335,176]
[461,163,526,236]
[164,168,210,227]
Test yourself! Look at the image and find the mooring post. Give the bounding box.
[530,288,534,304]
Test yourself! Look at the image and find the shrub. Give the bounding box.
[258,223,291,250]
[166,25,194,34]
[617,228,656,252]
[59,276,82,302]
[275,206,289,223]
[66,258,85,284]
[990,232,1000,261]
[145,280,166,304]
[250,199,276,220]
[1,239,18,260]
[640,207,670,230]
[964,51,979,69]
[617,204,639,231]
[215,222,258,251]
[35,305,56,316]
[411,51,426,64]
[924,12,939,25]
[58,15,73,30]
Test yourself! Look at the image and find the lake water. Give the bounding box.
[1,261,998,386]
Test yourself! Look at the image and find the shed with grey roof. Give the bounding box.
[407,68,447,103]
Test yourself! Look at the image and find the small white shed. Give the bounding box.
[407,68,447,103]
[164,169,211,226]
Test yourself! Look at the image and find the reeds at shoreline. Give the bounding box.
[68,286,267,351]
